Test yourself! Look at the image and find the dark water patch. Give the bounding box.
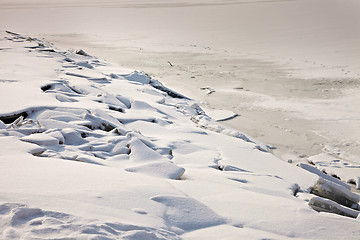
[0,112,28,124]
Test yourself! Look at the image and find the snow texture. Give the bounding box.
[0,31,360,240]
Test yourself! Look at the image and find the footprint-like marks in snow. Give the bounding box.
[0,202,179,239]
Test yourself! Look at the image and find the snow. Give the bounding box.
[150,195,226,233]
[21,133,59,146]
[309,197,359,219]
[298,163,351,190]
[0,30,360,240]
[126,162,185,180]
[203,109,239,122]
[307,153,360,187]
[311,178,360,210]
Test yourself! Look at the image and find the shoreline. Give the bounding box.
[1,31,360,238]
[1,0,359,186]
[43,33,360,186]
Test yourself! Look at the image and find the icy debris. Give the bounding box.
[40,82,82,96]
[0,112,28,125]
[38,48,55,53]
[38,119,88,131]
[128,138,168,162]
[75,49,90,56]
[37,109,84,123]
[88,108,124,131]
[75,61,93,69]
[10,116,26,128]
[5,30,22,37]
[124,133,182,178]
[124,71,151,84]
[154,147,173,159]
[45,130,65,144]
[191,115,269,152]
[175,102,268,151]
[200,86,215,95]
[98,92,129,110]
[126,132,157,148]
[111,127,128,136]
[55,93,78,102]
[307,153,360,186]
[205,109,239,122]
[3,30,360,239]
[21,133,59,146]
[150,79,189,99]
[0,120,6,129]
[4,31,27,42]
[109,73,119,79]
[1,104,176,172]
[64,57,74,62]
[112,141,130,155]
[289,183,301,196]
[65,71,93,79]
[132,100,156,110]
[298,163,350,190]
[116,95,132,109]
[217,164,250,172]
[26,146,45,156]
[311,178,360,210]
[61,128,86,145]
[176,102,205,117]
[309,196,360,218]
[75,155,105,165]
[1,107,129,161]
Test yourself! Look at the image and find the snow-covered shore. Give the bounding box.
[1,0,360,238]
[2,0,358,183]
[0,30,360,239]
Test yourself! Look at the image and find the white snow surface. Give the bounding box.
[0,32,360,239]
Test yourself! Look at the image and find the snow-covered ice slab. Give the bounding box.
[309,196,359,219]
[1,31,360,239]
[204,109,239,122]
[311,178,360,211]
[0,202,179,240]
[308,153,360,187]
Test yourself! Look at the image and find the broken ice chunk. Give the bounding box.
[309,196,359,218]
[126,161,185,180]
[21,133,59,146]
[61,128,87,145]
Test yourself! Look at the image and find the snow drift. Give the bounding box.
[0,31,360,239]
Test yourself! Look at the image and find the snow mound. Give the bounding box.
[307,153,360,187]
[126,161,185,180]
[151,195,226,233]
[191,114,270,152]
[21,133,59,146]
[299,163,351,190]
